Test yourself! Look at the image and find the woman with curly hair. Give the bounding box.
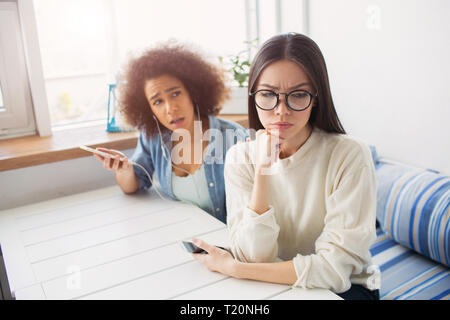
[93,41,247,222]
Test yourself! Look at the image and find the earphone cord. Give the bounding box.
[152,110,204,205]
[129,160,169,201]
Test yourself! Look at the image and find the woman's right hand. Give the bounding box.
[93,147,132,174]
[254,129,280,175]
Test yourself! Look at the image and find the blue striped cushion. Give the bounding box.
[370,227,450,300]
[376,161,450,267]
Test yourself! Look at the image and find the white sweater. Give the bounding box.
[224,127,380,293]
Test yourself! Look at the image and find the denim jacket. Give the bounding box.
[130,115,248,223]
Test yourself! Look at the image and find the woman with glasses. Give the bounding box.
[92,41,247,223]
[192,33,380,300]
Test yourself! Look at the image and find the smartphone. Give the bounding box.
[80,145,126,161]
[181,241,207,254]
[180,241,228,255]
[80,145,111,157]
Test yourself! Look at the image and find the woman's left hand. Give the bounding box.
[191,239,238,278]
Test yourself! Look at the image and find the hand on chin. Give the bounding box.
[267,128,287,143]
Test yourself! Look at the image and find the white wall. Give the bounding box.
[308,0,450,174]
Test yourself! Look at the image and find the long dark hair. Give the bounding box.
[248,33,345,134]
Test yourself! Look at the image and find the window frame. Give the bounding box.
[0,0,35,138]
[16,0,52,137]
[0,0,51,139]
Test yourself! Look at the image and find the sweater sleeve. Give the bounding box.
[224,143,280,263]
[292,142,378,293]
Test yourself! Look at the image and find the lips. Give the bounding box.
[270,122,293,130]
[170,117,185,128]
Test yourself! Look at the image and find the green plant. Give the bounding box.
[219,39,258,88]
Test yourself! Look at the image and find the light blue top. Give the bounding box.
[130,115,248,223]
[171,165,214,215]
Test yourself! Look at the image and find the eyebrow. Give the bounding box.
[258,82,310,90]
[149,86,181,100]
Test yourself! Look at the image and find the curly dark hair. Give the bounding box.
[118,41,230,138]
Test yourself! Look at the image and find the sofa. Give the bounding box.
[368,146,450,300]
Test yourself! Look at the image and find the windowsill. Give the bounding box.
[0,114,248,172]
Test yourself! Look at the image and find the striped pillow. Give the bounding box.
[370,227,450,300]
[376,161,450,267]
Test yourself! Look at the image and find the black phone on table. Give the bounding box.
[181,241,207,254]
[181,241,227,254]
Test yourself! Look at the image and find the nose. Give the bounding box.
[164,99,178,115]
[274,94,290,116]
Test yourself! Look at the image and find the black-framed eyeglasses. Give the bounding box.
[249,89,317,111]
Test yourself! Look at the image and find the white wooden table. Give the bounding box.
[0,186,340,300]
